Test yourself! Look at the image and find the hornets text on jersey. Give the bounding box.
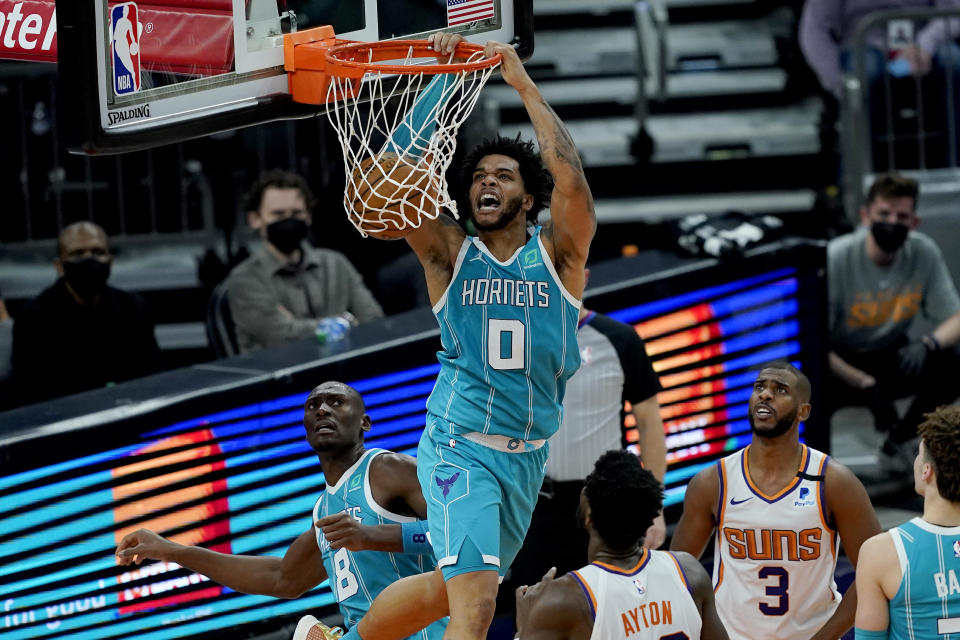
[426,226,581,442]
[312,449,447,639]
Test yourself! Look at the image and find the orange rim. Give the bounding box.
[325,40,501,78]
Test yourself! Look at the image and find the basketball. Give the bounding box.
[347,153,439,239]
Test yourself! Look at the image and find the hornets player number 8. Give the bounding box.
[332,547,359,601]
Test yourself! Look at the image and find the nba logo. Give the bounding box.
[111,2,141,96]
[953,540,960,558]
[633,579,646,596]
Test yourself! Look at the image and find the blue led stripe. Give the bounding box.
[709,280,798,319]
[716,299,798,336]
[663,460,714,485]
[348,364,442,393]
[1,589,336,640]
[716,341,801,374]
[0,445,142,491]
[719,321,799,357]
[366,414,429,435]
[609,268,795,324]
[363,381,435,407]
[366,398,429,422]
[0,470,114,520]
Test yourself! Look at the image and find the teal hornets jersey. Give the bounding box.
[426,227,582,441]
[312,449,446,639]
[889,517,960,640]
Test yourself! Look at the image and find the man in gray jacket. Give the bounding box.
[226,170,383,353]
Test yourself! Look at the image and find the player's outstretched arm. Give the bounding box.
[675,551,729,640]
[515,568,593,640]
[854,532,897,638]
[670,466,719,558]
[115,527,327,598]
[810,461,883,640]
[483,40,596,292]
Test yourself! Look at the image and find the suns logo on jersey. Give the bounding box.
[723,527,822,561]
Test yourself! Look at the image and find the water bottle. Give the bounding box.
[315,315,352,344]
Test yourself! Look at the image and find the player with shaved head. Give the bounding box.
[115,381,448,640]
[671,361,882,640]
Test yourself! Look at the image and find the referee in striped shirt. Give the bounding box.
[503,279,666,597]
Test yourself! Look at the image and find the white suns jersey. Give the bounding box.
[713,444,840,640]
[569,550,702,640]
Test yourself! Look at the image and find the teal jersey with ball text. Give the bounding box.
[426,226,581,441]
[312,448,446,639]
[888,517,960,640]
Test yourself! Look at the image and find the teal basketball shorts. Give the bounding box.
[417,414,549,581]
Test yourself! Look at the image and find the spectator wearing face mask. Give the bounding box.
[827,172,960,469]
[10,222,160,407]
[224,170,383,354]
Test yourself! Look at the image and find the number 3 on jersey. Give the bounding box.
[488,318,525,370]
[333,547,359,601]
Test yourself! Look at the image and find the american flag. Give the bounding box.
[447,0,495,26]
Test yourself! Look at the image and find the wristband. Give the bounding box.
[854,628,888,640]
[925,334,942,351]
[401,520,433,555]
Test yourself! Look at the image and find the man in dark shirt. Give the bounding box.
[11,222,160,406]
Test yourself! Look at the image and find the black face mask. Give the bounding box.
[63,258,111,299]
[266,218,309,254]
[870,221,909,254]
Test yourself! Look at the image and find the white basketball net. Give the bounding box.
[325,47,499,237]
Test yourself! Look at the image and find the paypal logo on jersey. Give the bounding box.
[111,2,142,96]
[794,486,816,508]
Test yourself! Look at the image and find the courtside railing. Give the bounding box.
[841,7,960,221]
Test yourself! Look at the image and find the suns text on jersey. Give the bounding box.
[621,599,675,637]
[461,278,550,307]
[722,527,822,560]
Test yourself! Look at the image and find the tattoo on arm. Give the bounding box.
[538,98,582,173]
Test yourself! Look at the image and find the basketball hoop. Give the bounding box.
[285,28,501,237]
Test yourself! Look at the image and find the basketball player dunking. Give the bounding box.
[671,362,882,640]
[318,31,596,640]
[855,406,960,640]
[514,450,728,640]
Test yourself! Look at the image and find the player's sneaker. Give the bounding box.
[293,614,343,640]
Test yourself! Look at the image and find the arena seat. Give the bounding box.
[206,280,239,359]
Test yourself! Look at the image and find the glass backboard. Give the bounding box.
[57,0,533,154]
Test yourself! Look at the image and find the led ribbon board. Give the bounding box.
[0,266,815,639]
